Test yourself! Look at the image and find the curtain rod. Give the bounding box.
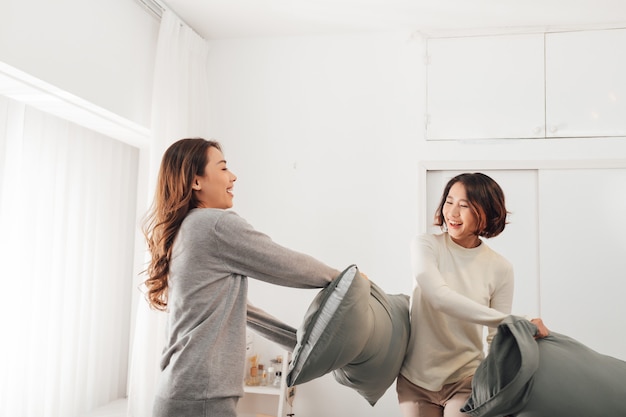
[134,0,205,40]
[136,0,165,19]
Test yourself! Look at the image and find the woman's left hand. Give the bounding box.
[530,318,550,338]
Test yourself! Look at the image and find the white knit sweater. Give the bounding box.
[400,233,514,391]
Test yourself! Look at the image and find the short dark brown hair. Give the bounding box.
[434,172,508,238]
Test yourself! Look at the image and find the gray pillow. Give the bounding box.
[287,264,410,406]
[461,315,626,416]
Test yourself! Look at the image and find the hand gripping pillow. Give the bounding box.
[286,264,410,406]
[461,315,626,417]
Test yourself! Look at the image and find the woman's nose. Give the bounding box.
[449,205,460,216]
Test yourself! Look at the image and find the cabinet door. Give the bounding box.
[426,34,545,140]
[546,29,626,137]
[538,168,626,360]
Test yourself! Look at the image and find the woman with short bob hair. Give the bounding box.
[397,172,548,417]
[433,172,508,239]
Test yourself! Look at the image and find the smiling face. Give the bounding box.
[442,181,481,248]
[192,146,237,209]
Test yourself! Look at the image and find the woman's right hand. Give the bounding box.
[530,318,550,338]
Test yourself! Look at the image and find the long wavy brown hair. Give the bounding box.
[142,138,221,310]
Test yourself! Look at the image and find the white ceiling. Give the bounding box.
[164,0,626,40]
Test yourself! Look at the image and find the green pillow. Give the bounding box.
[287,264,410,406]
[462,315,626,416]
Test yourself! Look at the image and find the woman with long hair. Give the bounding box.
[143,138,339,417]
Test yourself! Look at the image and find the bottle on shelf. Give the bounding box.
[245,354,259,386]
[272,355,284,387]
[266,365,276,387]
[259,363,268,386]
[273,370,282,388]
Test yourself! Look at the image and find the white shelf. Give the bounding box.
[238,331,291,417]
[243,385,282,396]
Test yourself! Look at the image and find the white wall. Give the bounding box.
[206,30,626,417]
[0,0,158,127]
[207,32,424,416]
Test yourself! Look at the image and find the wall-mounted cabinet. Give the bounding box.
[426,34,545,140]
[426,28,626,140]
[546,29,626,138]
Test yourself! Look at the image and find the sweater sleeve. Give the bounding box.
[411,234,509,327]
[486,262,514,345]
[213,211,339,288]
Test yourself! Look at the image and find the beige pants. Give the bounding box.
[396,374,473,417]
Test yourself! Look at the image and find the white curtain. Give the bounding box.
[127,10,211,417]
[0,95,139,416]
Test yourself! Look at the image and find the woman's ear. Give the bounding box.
[191,177,201,191]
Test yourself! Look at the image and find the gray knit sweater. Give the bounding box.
[153,208,338,416]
